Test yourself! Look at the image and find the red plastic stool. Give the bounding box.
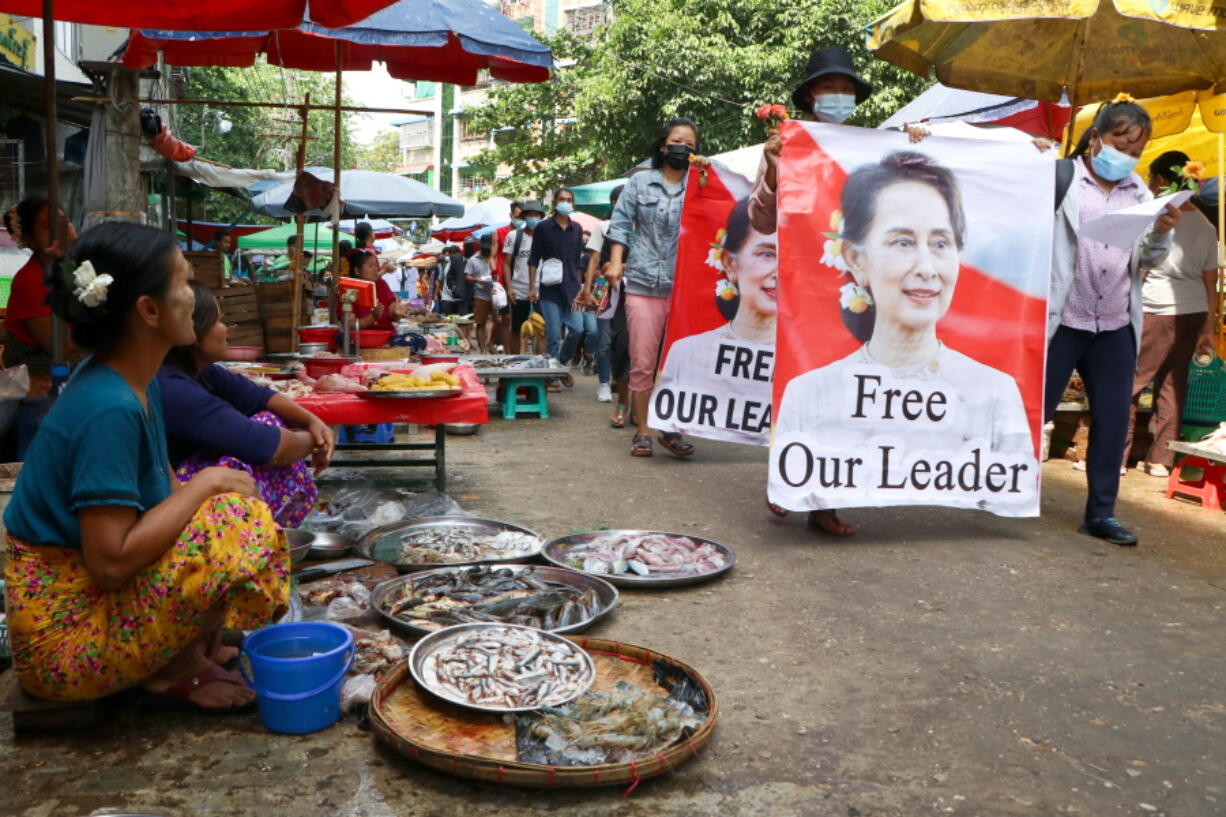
[1165,454,1226,511]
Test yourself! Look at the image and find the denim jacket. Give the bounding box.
[606,168,688,297]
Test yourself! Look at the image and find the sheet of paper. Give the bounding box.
[1078,190,1192,249]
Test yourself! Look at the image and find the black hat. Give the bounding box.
[791,46,873,112]
[520,199,546,216]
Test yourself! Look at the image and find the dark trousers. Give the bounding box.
[1124,312,1206,468]
[1043,324,1137,520]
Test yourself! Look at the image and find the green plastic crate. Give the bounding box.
[1184,356,1226,425]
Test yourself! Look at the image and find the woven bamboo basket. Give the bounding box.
[370,635,718,789]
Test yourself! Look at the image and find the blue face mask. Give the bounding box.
[524,217,541,229]
[556,202,575,216]
[1091,143,1138,182]
[812,93,857,124]
[510,218,525,228]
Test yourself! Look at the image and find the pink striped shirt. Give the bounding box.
[1060,159,1143,333]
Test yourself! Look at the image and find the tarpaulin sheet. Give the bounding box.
[294,365,488,425]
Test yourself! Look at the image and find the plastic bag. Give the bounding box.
[324,582,373,623]
[491,281,508,310]
[312,487,467,542]
[340,674,377,713]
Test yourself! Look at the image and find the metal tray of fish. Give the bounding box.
[356,388,464,399]
[371,564,618,638]
[542,531,736,588]
[409,623,595,713]
[355,516,545,573]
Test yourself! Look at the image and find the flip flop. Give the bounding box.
[631,434,653,457]
[154,663,256,714]
[657,432,694,459]
[807,509,855,537]
[609,411,626,429]
[765,498,788,517]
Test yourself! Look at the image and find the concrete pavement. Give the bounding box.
[2,376,1223,817]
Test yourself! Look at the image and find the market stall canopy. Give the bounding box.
[0,0,395,31]
[251,168,464,219]
[867,0,1226,105]
[878,83,1072,139]
[123,0,553,84]
[237,222,351,252]
[431,196,513,239]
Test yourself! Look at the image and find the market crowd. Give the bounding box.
[0,42,1218,712]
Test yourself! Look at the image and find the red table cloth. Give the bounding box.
[294,365,487,425]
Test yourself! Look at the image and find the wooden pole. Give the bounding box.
[334,43,348,356]
[1218,132,1225,358]
[42,1,67,383]
[290,94,310,354]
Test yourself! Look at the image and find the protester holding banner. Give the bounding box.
[747,46,876,535]
[1122,153,1218,478]
[1044,97,1180,547]
[748,47,874,238]
[606,117,701,458]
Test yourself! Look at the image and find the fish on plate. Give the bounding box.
[562,533,727,577]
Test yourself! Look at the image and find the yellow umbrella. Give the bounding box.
[1072,89,1226,354]
[867,0,1226,105]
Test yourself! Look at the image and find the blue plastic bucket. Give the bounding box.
[239,621,354,734]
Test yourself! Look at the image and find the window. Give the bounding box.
[53,21,79,60]
[459,172,492,195]
[399,123,433,150]
[414,81,437,100]
[460,116,487,142]
[564,4,608,38]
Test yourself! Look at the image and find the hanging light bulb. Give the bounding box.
[217,116,233,135]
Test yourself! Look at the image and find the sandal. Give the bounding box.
[808,509,854,537]
[765,497,788,517]
[657,432,694,459]
[560,373,575,388]
[609,410,626,429]
[631,434,653,457]
[547,381,563,393]
[153,662,256,714]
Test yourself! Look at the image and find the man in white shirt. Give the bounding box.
[502,200,546,354]
[1124,157,1221,476]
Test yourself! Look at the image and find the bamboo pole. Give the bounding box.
[290,94,310,354]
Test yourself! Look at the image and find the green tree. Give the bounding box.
[355,129,402,173]
[466,31,603,199]
[465,0,929,196]
[171,61,359,222]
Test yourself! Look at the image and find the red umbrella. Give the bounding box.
[122,0,553,85]
[0,0,393,31]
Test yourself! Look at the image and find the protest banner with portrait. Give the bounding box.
[767,122,1050,517]
[649,163,774,445]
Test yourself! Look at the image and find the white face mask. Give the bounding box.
[812,93,857,124]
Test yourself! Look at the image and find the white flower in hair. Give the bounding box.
[71,260,114,308]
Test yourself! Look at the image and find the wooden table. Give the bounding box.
[294,366,487,491]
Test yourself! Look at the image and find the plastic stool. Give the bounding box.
[338,423,395,444]
[1165,454,1226,511]
[499,377,549,419]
